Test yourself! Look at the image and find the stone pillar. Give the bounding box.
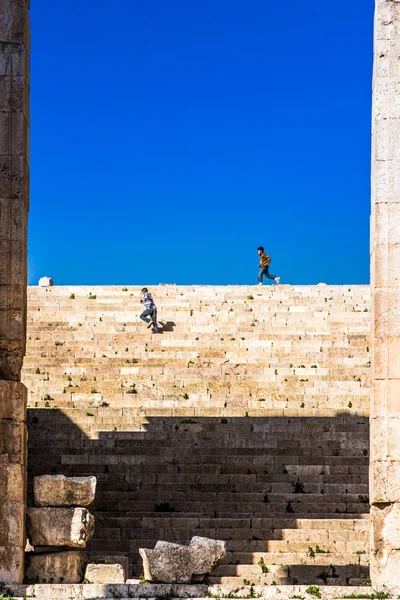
[0,0,30,584]
[371,0,400,590]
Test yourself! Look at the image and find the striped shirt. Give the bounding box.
[143,292,156,309]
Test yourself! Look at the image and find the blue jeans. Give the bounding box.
[258,266,276,283]
[140,307,158,332]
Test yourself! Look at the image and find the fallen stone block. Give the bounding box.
[139,536,226,583]
[25,551,85,583]
[34,474,96,507]
[27,507,94,547]
[84,562,126,583]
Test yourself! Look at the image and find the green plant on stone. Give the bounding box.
[183,393,189,400]
[293,480,305,494]
[257,556,270,574]
[305,586,321,599]
[286,501,294,513]
[343,594,390,600]
[69,293,75,299]
[359,495,369,504]
[88,293,97,299]
[308,546,316,560]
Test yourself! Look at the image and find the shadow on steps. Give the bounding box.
[26,410,370,586]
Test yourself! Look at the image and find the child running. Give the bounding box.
[139,288,159,333]
[257,246,280,285]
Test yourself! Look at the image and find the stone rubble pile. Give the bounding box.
[25,475,127,584]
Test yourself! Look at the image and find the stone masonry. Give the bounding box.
[23,285,371,585]
[370,0,400,590]
[0,0,30,584]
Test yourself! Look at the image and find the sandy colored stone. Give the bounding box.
[27,507,94,548]
[34,474,96,507]
[371,0,400,591]
[140,536,226,583]
[25,551,85,584]
[22,284,372,583]
[84,562,126,584]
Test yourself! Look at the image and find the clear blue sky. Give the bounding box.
[29,0,374,286]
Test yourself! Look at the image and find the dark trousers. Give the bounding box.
[258,266,276,283]
[140,307,158,332]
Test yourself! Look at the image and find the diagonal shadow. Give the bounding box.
[26,410,370,586]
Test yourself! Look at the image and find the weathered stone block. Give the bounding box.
[84,562,126,584]
[371,502,400,589]
[25,551,85,584]
[0,544,24,585]
[0,380,26,422]
[34,474,96,507]
[139,536,226,583]
[27,507,94,548]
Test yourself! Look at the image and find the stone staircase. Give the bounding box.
[23,285,371,585]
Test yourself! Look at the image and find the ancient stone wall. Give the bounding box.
[0,0,30,584]
[23,285,371,585]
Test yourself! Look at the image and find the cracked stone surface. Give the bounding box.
[34,474,97,507]
[140,536,226,583]
[27,507,95,547]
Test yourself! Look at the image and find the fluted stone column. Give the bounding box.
[371,0,400,590]
[0,0,30,584]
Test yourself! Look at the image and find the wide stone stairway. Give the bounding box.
[23,285,371,586]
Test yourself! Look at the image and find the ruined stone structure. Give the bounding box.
[0,0,30,584]
[23,285,371,585]
[370,0,400,589]
[2,0,400,594]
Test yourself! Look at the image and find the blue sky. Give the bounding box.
[29,0,374,286]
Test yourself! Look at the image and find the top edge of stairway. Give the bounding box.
[29,284,370,289]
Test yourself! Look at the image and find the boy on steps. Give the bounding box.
[257,246,280,285]
[140,288,159,333]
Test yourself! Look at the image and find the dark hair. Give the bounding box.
[257,246,264,252]
[141,287,148,293]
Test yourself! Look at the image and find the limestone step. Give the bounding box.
[10,584,387,600]
[24,285,372,585]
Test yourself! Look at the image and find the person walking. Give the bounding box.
[139,288,159,333]
[257,246,280,285]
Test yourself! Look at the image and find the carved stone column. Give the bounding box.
[0,0,30,584]
[371,0,400,590]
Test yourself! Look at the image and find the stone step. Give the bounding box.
[10,583,384,600]
[24,285,372,584]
